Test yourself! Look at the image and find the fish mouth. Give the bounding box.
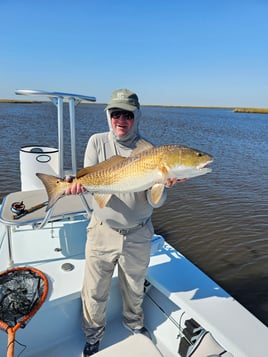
[197,160,213,170]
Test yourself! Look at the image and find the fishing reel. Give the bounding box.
[11,200,47,219]
[11,201,26,215]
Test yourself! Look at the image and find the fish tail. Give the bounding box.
[36,173,66,211]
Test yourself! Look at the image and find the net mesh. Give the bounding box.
[0,269,46,328]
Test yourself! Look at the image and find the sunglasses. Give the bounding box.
[111,111,134,120]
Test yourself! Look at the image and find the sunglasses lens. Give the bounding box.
[111,111,134,120]
[111,112,120,119]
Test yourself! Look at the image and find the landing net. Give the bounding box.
[0,267,49,357]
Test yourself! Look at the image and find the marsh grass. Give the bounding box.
[233,107,268,114]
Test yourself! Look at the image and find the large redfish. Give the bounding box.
[37,141,213,210]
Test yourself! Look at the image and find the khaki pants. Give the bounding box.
[81,214,154,344]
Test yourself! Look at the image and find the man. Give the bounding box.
[66,89,176,356]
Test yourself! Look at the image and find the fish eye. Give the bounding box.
[196,152,203,157]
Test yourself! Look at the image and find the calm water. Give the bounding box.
[0,103,268,326]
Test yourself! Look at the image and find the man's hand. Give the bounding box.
[65,176,86,195]
[165,178,186,188]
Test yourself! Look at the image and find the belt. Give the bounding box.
[110,219,148,235]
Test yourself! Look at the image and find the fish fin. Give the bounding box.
[150,184,165,205]
[94,193,112,208]
[131,139,154,157]
[36,173,66,211]
[160,165,169,176]
[77,156,126,178]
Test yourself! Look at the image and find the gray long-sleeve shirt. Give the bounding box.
[83,131,167,229]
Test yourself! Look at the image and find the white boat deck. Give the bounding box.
[0,191,267,357]
[146,244,267,356]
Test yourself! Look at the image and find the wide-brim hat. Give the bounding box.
[105,88,140,112]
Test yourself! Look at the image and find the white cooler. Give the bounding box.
[20,146,59,191]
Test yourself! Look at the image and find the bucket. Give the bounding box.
[20,146,59,191]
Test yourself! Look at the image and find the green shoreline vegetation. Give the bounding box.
[0,99,268,114]
[233,107,268,114]
[0,99,43,104]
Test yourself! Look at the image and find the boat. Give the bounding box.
[0,90,267,357]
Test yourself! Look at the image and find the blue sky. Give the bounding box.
[1,0,268,107]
